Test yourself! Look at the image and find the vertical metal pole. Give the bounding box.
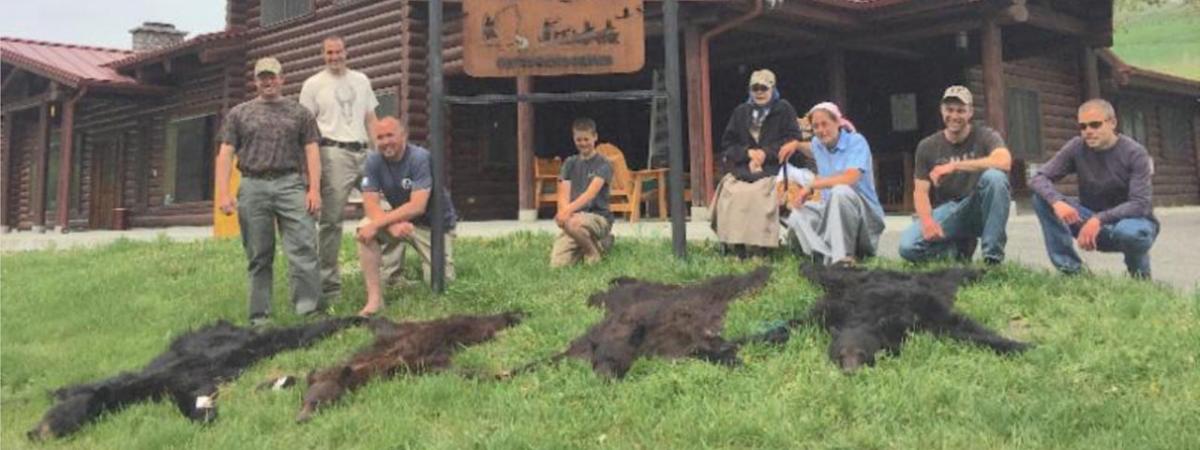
[428,0,446,293]
[663,0,686,258]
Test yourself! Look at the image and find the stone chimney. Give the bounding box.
[129,22,187,51]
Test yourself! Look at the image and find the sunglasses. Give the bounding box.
[750,85,770,93]
[1077,121,1105,131]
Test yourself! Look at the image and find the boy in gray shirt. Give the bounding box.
[549,118,614,267]
[1029,99,1158,278]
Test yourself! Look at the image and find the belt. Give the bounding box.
[241,169,297,179]
[320,138,368,152]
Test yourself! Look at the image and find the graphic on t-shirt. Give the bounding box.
[401,178,413,190]
[933,150,982,166]
[335,83,356,127]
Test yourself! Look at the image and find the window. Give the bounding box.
[260,0,311,27]
[45,132,61,217]
[1118,101,1148,146]
[1005,87,1042,160]
[70,134,84,214]
[164,115,216,204]
[375,90,398,120]
[1159,104,1194,159]
[484,105,517,167]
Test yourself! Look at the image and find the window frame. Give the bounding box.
[259,0,314,29]
[1158,103,1194,160]
[1004,86,1043,161]
[164,113,218,205]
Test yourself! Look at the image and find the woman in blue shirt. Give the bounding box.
[778,102,885,265]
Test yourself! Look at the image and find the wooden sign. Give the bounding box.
[463,0,645,77]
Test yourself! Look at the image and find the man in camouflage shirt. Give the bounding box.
[215,57,323,326]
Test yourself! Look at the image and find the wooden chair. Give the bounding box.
[533,156,562,209]
[596,143,667,222]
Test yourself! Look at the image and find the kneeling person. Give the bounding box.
[356,117,457,316]
[780,102,885,266]
[550,118,614,268]
[1029,99,1158,278]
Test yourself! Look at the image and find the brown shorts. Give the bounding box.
[549,212,612,267]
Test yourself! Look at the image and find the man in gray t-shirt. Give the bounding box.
[549,118,615,268]
[1029,99,1158,278]
[899,86,1013,265]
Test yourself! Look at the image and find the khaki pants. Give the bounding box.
[358,217,455,286]
[549,212,612,267]
[713,174,780,248]
[317,145,366,297]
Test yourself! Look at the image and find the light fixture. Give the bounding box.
[955,31,969,51]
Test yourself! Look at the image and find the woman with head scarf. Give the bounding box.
[712,69,804,259]
[777,102,885,265]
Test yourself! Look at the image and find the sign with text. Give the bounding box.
[463,0,645,77]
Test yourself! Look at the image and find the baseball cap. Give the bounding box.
[941,85,972,106]
[254,57,283,76]
[749,69,776,89]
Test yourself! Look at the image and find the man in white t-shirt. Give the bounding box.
[300,35,390,303]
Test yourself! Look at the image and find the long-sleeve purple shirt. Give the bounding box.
[1029,135,1154,224]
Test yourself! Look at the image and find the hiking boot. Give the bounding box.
[954,237,978,262]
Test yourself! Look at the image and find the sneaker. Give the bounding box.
[599,234,615,253]
[301,308,329,320]
[249,314,272,327]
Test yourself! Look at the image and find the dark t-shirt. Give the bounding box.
[560,153,614,222]
[361,144,458,229]
[914,124,1006,206]
[220,97,320,174]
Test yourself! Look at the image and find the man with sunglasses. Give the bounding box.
[899,85,1012,265]
[1029,99,1158,278]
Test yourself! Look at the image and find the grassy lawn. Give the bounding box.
[1113,3,1200,80]
[2,235,1198,449]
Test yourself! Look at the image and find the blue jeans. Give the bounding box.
[1031,194,1157,278]
[899,169,1010,263]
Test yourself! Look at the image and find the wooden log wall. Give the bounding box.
[7,113,37,229]
[967,47,1199,207]
[1115,91,1200,206]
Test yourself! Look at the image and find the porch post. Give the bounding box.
[827,49,847,108]
[1080,46,1100,101]
[517,75,536,221]
[684,24,707,209]
[981,19,1007,136]
[55,89,84,233]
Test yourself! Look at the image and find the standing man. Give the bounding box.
[215,57,323,326]
[899,86,1013,265]
[355,117,458,317]
[300,35,385,304]
[1029,99,1158,278]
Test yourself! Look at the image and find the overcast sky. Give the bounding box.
[1,0,226,49]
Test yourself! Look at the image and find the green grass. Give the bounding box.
[1113,3,1200,80]
[2,235,1198,449]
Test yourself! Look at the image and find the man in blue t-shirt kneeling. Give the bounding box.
[355,117,458,317]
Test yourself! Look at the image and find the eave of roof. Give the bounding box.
[105,30,246,70]
[1,37,162,94]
